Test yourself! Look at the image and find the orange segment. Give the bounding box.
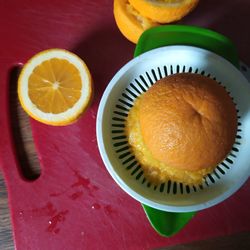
[18,49,92,126]
[114,0,159,43]
[128,0,199,23]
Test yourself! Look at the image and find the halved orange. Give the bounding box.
[126,73,237,185]
[114,0,159,44]
[18,49,92,126]
[128,0,199,23]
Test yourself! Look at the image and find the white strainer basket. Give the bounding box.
[96,45,250,212]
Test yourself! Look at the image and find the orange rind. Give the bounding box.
[114,0,159,43]
[128,0,199,23]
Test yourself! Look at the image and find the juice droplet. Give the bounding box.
[47,210,69,233]
[91,203,101,210]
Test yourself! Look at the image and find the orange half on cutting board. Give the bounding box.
[18,49,92,126]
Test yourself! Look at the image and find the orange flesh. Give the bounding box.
[28,58,82,113]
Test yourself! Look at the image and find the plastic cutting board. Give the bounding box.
[0,1,250,249]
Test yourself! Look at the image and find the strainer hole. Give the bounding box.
[135,79,146,92]
[114,111,128,117]
[167,180,171,193]
[207,174,215,183]
[114,141,127,147]
[112,123,125,128]
[158,67,163,79]
[176,65,180,73]
[232,147,239,152]
[126,88,138,98]
[118,99,133,108]
[217,166,225,174]
[126,160,137,170]
[116,146,129,153]
[131,165,141,175]
[186,185,191,193]
[112,130,124,134]
[122,155,135,165]
[119,151,131,159]
[122,93,133,102]
[180,183,184,194]
[112,117,125,122]
[173,182,177,194]
[229,153,237,158]
[136,170,143,180]
[225,158,234,164]
[146,72,154,85]
[140,75,149,88]
[111,130,124,134]
[221,162,230,169]
[170,65,174,74]
[182,65,186,72]
[164,66,168,76]
[151,69,158,81]
[160,183,165,192]
[115,104,129,112]
[188,67,192,73]
[130,83,141,95]
[112,135,126,140]
[213,170,221,179]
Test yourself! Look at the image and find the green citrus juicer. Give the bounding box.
[96,25,250,237]
[135,25,239,237]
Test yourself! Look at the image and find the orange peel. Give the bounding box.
[114,0,159,43]
[128,0,199,23]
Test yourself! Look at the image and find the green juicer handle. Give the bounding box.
[135,25,239,68]
[134,25,240,237]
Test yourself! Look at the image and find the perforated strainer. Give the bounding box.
[96,25,250,233]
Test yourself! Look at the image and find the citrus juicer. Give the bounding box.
[96,25,250,236]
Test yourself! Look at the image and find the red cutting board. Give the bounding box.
[0,1,250,249]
